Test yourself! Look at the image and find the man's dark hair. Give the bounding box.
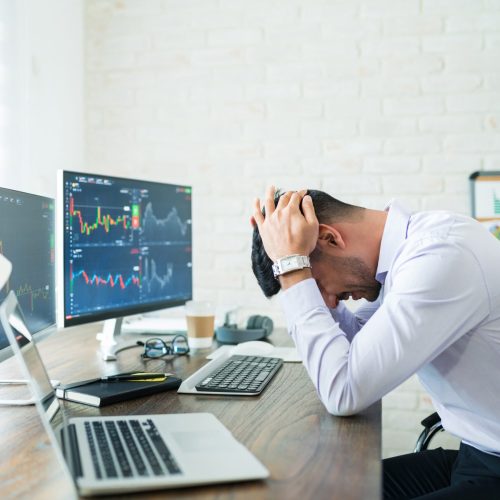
[251,190,363,297]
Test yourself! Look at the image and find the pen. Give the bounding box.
[102,372,174,382]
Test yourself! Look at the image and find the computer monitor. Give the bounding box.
[57,171,192,360]
[0,187,56,363]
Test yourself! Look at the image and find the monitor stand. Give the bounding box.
[96,317,140,361]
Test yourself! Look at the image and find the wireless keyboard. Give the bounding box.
[195,354,283,395]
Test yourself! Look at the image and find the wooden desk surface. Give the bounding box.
[0,325,381,500]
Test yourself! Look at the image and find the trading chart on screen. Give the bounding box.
[62,173,192,322]
[0,188,55,349]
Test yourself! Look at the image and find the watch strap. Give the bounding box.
[272,254,311,279]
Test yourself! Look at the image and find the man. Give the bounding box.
[251,186,500,499]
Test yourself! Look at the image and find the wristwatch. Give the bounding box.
[272,254,311,279]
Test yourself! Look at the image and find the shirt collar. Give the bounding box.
[376,199,412,284]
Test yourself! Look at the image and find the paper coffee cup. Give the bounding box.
[185,300,214,349]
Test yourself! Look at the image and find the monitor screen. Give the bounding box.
[0,187,56,359]
[58,171,192,327]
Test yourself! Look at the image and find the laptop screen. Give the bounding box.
[0,291,77,490]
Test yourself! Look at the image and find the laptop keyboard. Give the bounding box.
[195,354,283,394]
[84,419,181,480]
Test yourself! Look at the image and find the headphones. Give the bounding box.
[215,315,274,345]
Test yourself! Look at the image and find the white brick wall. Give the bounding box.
[85,0,500,459]
[0,0,84,193]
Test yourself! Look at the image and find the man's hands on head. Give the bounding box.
[252,186,319,289]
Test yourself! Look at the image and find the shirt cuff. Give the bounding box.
[279,278,327,331]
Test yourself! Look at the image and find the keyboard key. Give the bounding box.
[105,421,133,477]
[92,422,118,478]
[117,421,148,476]
[145,420,182,474]
[130,420,164,476]
[84,422,102,479]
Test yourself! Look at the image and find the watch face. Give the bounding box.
[282,258,296,271]
[273,255,309,278]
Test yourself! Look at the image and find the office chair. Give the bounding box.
[414,412,443,452]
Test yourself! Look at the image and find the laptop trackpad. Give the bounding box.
[172,431,234,452]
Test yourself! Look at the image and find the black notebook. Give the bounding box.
[55,376,182,407]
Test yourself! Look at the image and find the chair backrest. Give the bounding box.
[414,412,443,452]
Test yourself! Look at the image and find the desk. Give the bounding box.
[0,325,381,499]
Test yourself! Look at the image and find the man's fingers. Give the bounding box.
[301,195,318,224]
[255,187,314,227]
[276,190,293,210]
[288,191,303,209]
[264,185,276,217]
[253,198,264,226]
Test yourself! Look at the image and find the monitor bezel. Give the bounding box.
[56,170,193,328]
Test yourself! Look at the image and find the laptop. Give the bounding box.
[0,291,269,496]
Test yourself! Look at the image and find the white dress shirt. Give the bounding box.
[280,200,500,455]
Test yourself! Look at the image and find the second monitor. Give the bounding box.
[57,171,192,358]
[0,187,55,363]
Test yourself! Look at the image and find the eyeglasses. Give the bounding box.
[140,335,190,359]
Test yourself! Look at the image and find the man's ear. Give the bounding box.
[317,224,346,251]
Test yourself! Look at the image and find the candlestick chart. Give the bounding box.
[63,174,192,321]
[0,189,55,350]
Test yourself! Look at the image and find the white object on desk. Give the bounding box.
[206,341,302,363]
[121,316,187,335]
